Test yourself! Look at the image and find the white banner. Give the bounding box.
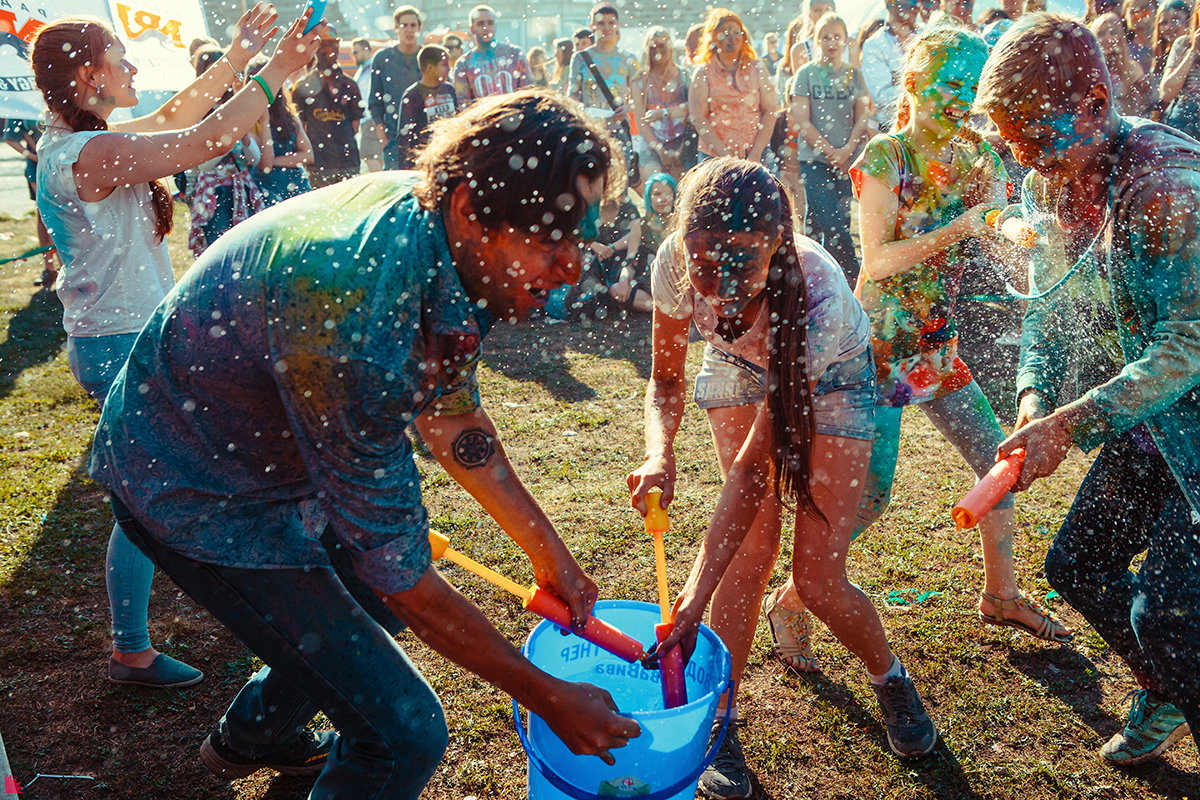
[0,0,208,120]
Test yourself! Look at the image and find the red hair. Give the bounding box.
[697,9,758,66]
[30,17,174,241]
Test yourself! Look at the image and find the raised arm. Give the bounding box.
[114,3,281,134]
[74,13,321,200]
[1160,34,1198,107]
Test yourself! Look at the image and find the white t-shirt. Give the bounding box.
[650,231,870,379]
[37,125,175,337]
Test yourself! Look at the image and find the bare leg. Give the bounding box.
[790,435,893,674]
[706,404,789,708]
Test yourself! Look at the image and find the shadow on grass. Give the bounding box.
[757,674,988,800]
[1007,646,1109,737]
[0,289,66,403]
[483,315,653,402]
[1007,647,1200,797]
[0,459,245,800]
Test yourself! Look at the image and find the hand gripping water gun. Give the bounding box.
[986,209,1039,249]
[427,530,645,663]
[951,449,1026,530]
[644,490,688,709]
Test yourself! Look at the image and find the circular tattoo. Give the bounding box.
[453,429,495,469]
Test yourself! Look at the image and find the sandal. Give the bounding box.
[979,591,1073,644]
[761,588,820,672]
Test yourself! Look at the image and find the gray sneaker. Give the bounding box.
[872,674,938,758]
[698,719,754,800]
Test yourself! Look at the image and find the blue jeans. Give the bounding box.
[855,379,1013,537]
[1045,432,1200,752]
[68,334,154,653]
[113,501,448,799]
[799,160,857,286]
[382,138,402,171]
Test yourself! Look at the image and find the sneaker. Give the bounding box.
[872,673,938,758]
[108,653,203,688]
[200,727,336,779]
[1100,689,1191,767]
[761,589,819,672]
[698,719,754,800]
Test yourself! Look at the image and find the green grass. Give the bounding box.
[0,209,1196,799]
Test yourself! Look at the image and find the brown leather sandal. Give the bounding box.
[979,591,1073,643]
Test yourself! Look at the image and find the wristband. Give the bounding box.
[251,74,275,105]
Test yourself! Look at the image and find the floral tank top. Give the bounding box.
[850,133,1010,406]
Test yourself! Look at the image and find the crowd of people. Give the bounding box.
[11,0,1200,797]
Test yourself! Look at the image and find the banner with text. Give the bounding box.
[1,0,208,120]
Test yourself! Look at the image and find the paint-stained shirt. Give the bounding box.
[850,132,1009,406]
[89,174,488,595]
[650,231,870,379]
[568,48,638,114]
[1051,119,1200,518]
[453,42,531,104]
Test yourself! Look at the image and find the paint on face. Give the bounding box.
[682,230,774,318]
[914,42,986,133]
[989,100,1100,177]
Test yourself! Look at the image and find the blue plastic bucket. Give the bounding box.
[515,600,732,800]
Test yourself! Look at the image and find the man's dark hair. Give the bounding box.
[414,88,625,237]
[418,44,447,71]
[351,37,371,50]
[573,27,594,40]
[590,3,619,22]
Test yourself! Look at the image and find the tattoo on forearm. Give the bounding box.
[452,428,495,469]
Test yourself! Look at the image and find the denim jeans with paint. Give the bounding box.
[1045,431,1200,751]
[854,379,1013,538]
[67,333,154,653]
[114,501,448,799]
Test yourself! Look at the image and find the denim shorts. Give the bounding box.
[693,344,876,441]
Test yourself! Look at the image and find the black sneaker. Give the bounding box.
[872,674,938,758]
[698,719,754,799]
[199,727,336,779]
